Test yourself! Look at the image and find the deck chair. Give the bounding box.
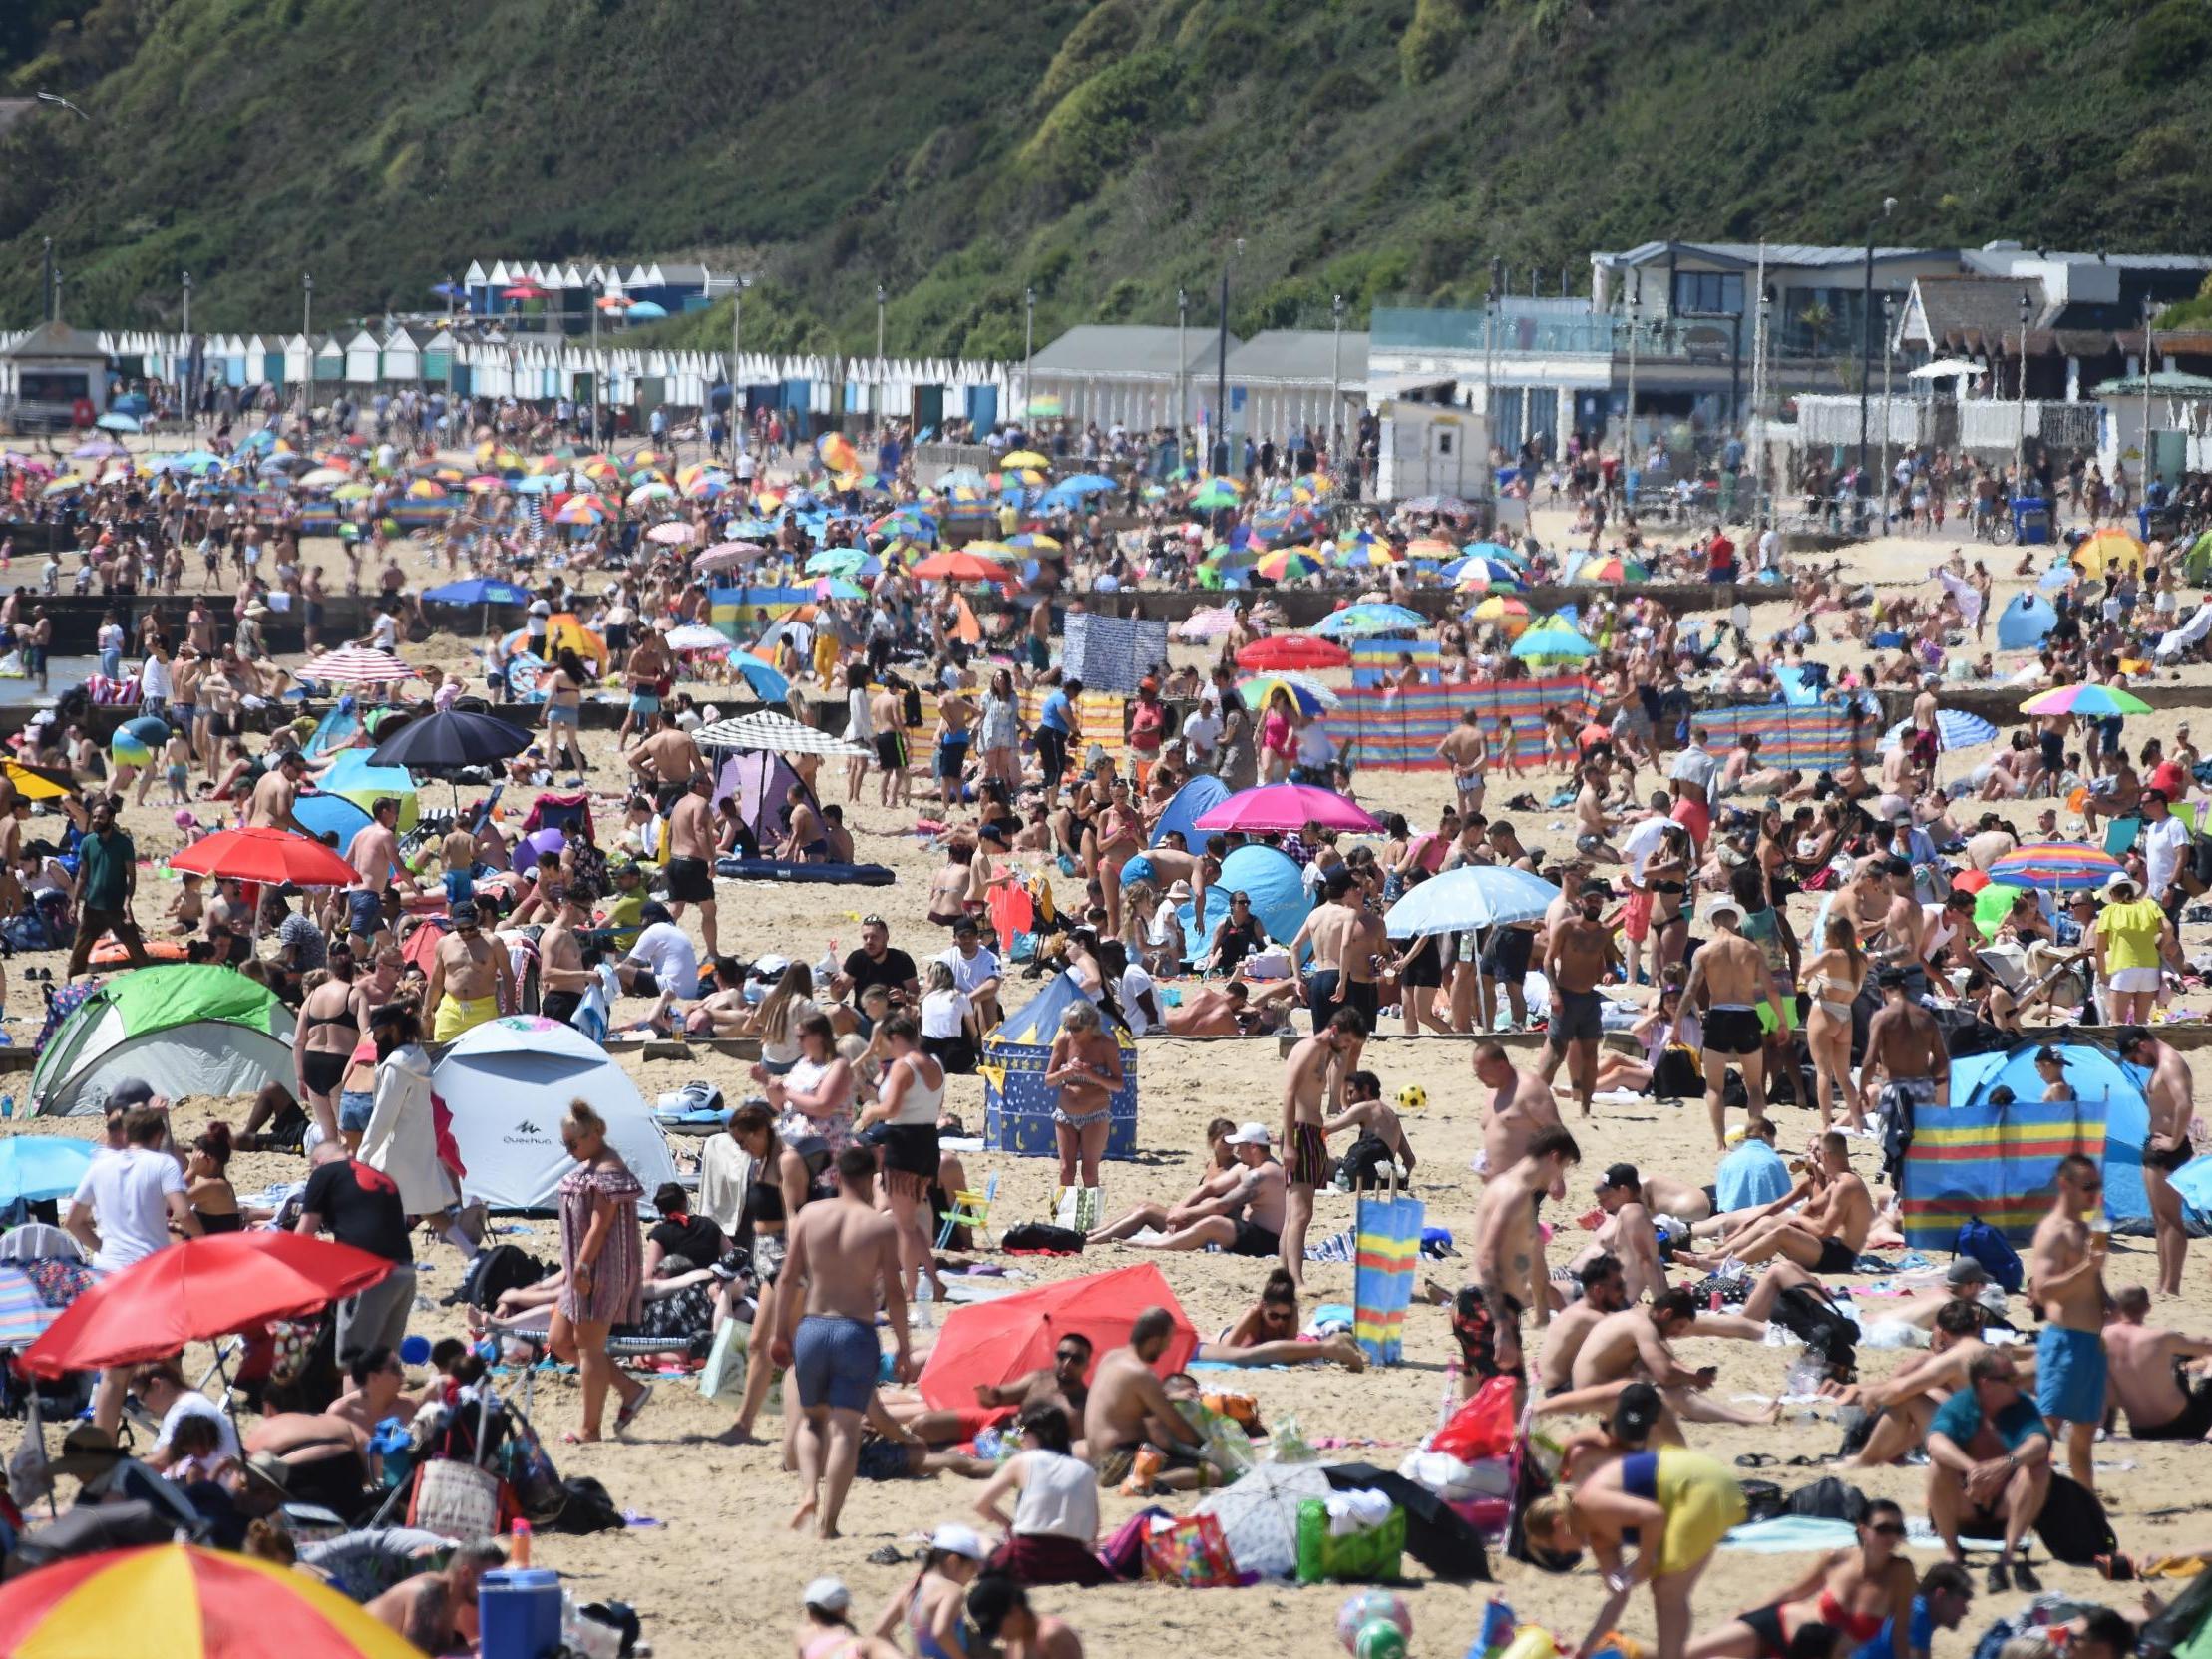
[2103,815,2143,858]
[936,1172,998,1250]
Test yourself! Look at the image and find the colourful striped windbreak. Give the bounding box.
[709,584,819,634]
[1324,678,1592,771]
[1691,704,1877,774]
[1352,1191,1423,1365]
[1900,1099,2107,1247]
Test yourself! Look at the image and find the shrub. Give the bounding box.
[2127,0,2212,86]
[1399,0,1462,86]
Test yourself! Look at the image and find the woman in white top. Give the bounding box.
[845,663,875,804]
[919,960,976,1075]
[973,1402,1110,1585]
[855,1014,946,1303]
[748,962,822,1076]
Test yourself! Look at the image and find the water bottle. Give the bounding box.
[510,1518,532,1568]
[915,1273,934,1332]
[1,1095,14,1120]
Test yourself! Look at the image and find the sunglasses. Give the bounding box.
[1868,1522,1907,1537]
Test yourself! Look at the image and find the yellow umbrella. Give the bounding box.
[2072,527,2146,581]
[1000,450,1050,470]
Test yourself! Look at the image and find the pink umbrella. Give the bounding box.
[645,521,700,546]
[693,541,767,574]
[1193,782,1383,834]
[304,646,415,686]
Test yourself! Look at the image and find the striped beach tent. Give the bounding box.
[1352,1187,1423,1365]
[1898,1041,2149,1247]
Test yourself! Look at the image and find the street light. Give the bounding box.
[2015,288,2031,496]
[1483,256,1502,460]
[1176,286,1189,447]
[1023,285,1036,433]
[876,282,887,362]
[1879,292,1895,531]
[1624,271,1642,469]
[2142,295,2157,497]
[1857,195,1897,485]
[1330,292,1345,460]
[303,273,314,424]
[181,270,193,429]
[1215,238,1244,474]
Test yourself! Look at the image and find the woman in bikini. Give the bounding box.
[1801,915,1868,1132]
[1684,1498,1915,1659]
[1092,777,1145,939]
[1045,1000,1123,1196]
[1644,823,1693,979]
[293,950,363,1146]
[185,1124,244,1234]
[1199,1268,1367,1370]
[546,648,589,776]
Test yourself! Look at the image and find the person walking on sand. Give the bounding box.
[2028,1153,2109,1499]
[550,1099,653,1445]
[1280,1008,1365,1290]
[774,1144,912,1540]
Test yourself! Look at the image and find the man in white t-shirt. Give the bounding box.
[66,1106,199,1433]
[1117,955,1160,1037]
[135,1358,242,1472]
[936,919,1003,1027]
[2139,789,2192,913]
[617,903,700,1000]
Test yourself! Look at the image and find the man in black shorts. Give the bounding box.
[1128,1122,1286,1255]
[1681,894,1787,1149]
[1540,882,1619,1117]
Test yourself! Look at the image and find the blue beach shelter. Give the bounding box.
[980,972,1140,1160]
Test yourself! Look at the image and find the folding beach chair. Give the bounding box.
[936,1172,998,1251]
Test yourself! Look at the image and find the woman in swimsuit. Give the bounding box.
[1644,824,1693,979]
[1685,1498,1914,1659]
[722,1102,814,1446]
[1801,915,1868,1132]
[1259,686,1299,783]
[546,648,590,776]
[874,1527,988,1659]
[796,1577,901,1659]
[1524,1446,1747,1659]
[185,1124,243,1234]
[1199,1267,1368,1370]
[1045,1000,1123,1194]
[294,949,363,1145]
[1092,777,1145,939]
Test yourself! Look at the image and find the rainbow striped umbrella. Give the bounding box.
[2021,683,2151,718]
[1238,672,1339,716]
[1254,547,1323,581]
[1987,843,2126,891]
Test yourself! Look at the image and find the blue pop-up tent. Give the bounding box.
[980,971,1139,1160]
[1150,775,1230,848]
[1996,593,2057,650]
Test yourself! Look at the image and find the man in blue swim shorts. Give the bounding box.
[773,1143,912,1540]
[2029,1152,2109,1498]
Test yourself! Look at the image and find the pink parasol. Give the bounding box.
[1193,782,1383,834]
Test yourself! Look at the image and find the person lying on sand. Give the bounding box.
[1196,1268,1366,1372]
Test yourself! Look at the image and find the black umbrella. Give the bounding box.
[366,707,533,775]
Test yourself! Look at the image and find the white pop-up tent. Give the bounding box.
[430,1016,680,1212]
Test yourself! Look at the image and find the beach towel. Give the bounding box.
[1352,1186,1422,1365]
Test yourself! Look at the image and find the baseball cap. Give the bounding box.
[1612,1382,1663,1446]
[1600,1163,1640,1192]
[1223,1122,1274,1147]
[930,1523,989,1561]
[105,1078,156,1112]
[2033,1044,2067,1066]
[1945,1258,1992,1288]
[801,1578,850,1615]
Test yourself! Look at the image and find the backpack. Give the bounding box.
[1782,1475,1867,1523]
[550,1474,625,1535]
[1770,1285,1860,1382]
[1954,1218,2026,1296]
[2034,1472,2118,1567]
[1650,1046,1703,1100]
[1001,1223,1086,1254]
[448,1244,552,1311]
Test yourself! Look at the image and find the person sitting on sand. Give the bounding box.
[965,1575,1085,1659]
[2102,1285,2212,1441]
[1323,1068,1417,1187]
[1121,1122,1286,1257]
[972,1401,1111,1586]
[1674,1132,1874,1275]
[1083,1308,1210,1492]
[1683,1497,1917,1659]
[795,1577,904,1659]
[1197,1267,1366,1372]
[1836,1300,2023,1468]
[366,1540,506,1653]
[1569,1288,1780,1431]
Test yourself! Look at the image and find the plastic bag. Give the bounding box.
[1429,1374,1517,1463]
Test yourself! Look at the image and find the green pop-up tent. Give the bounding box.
[30,965,294,1118]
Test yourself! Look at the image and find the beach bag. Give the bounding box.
[551,1475,626,1535]
[1650,1044,1702,1098]
[1001,1223,1085,1254]
[1954,1218,2026,1296]
[698,1316,749,1410]
[2034,1473,2117,1566]
[1099,1505,1173,1579]
[1142,1511,1238,1587]
[1782,1475,1866,1523]
[1294,1496,1406,1584]
[450,1243,551,1311]
[407,1457,503,1540]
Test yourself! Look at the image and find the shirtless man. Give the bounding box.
[1678,1131,1874,1274]
[1128,1123,1287,1255]
[869,678,909,807]
[2028,1153,2109,1495]
[1680,895,1787,1148]
[1870,856,1929,1000]
[1540,883,1619,1117]
[772,1144,911,1539]
[1083,1307,1208,1491]
[1135,837,1215,931]
[343,796,404,949]
[1840,1299,2008,1468]
[537,886,595,1028]
[1437,710,1491,819]
[933,682,976,810]
[1587,1163,1667,1303]
[1574,762,1623,863]
[328,1344,428,1437]
[1860,966,1950,1126]
[1460,1125,1580,1401]
[779,785,827,862]
[665,771,719,955]
[1475,1041,1565,1181]
[423,899,514,1045]
[366,1540,505,1653]
[1537,1254,1631,1395]
[1161,980,1252,1036]
[624,707,706,811]
[1292,868,1384,1034]
[245,749,314,838]
[1279,1009,1364,1288]
[2118,1027,2195,1297]
[1088,1145,1249,1245]
[1570,1286,1780,1431]
[1323,1068,1417,1183]
[2102,1285,2212,1441]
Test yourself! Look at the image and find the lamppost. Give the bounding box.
[1176,286,1188,449]
[40,237,53,324]
[726,272,754,451]
[1215,238,1243,474]
[1857,195,1897,484]
[1330,291,1345,460]
[1624,271,1641,469]
[1880,292,1896,531]
[1753,285,1773,525]
[875,281,888,423]
[180,270,193,430]
[447,271,461,418]
[2142,295,2157,497]
[1023,285,1036,433]
[2015,289,2031,497]
[302,273,314,423]
[1482,256,1501,459]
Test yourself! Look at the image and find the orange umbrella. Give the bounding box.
[910,550,1019,584]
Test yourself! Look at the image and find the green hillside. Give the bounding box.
[3,0,2208,359]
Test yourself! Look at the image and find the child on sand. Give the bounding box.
[441,824,477,910]
[169,872,205,935]
[1496,714,1524,777]
[163,729,192,805]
